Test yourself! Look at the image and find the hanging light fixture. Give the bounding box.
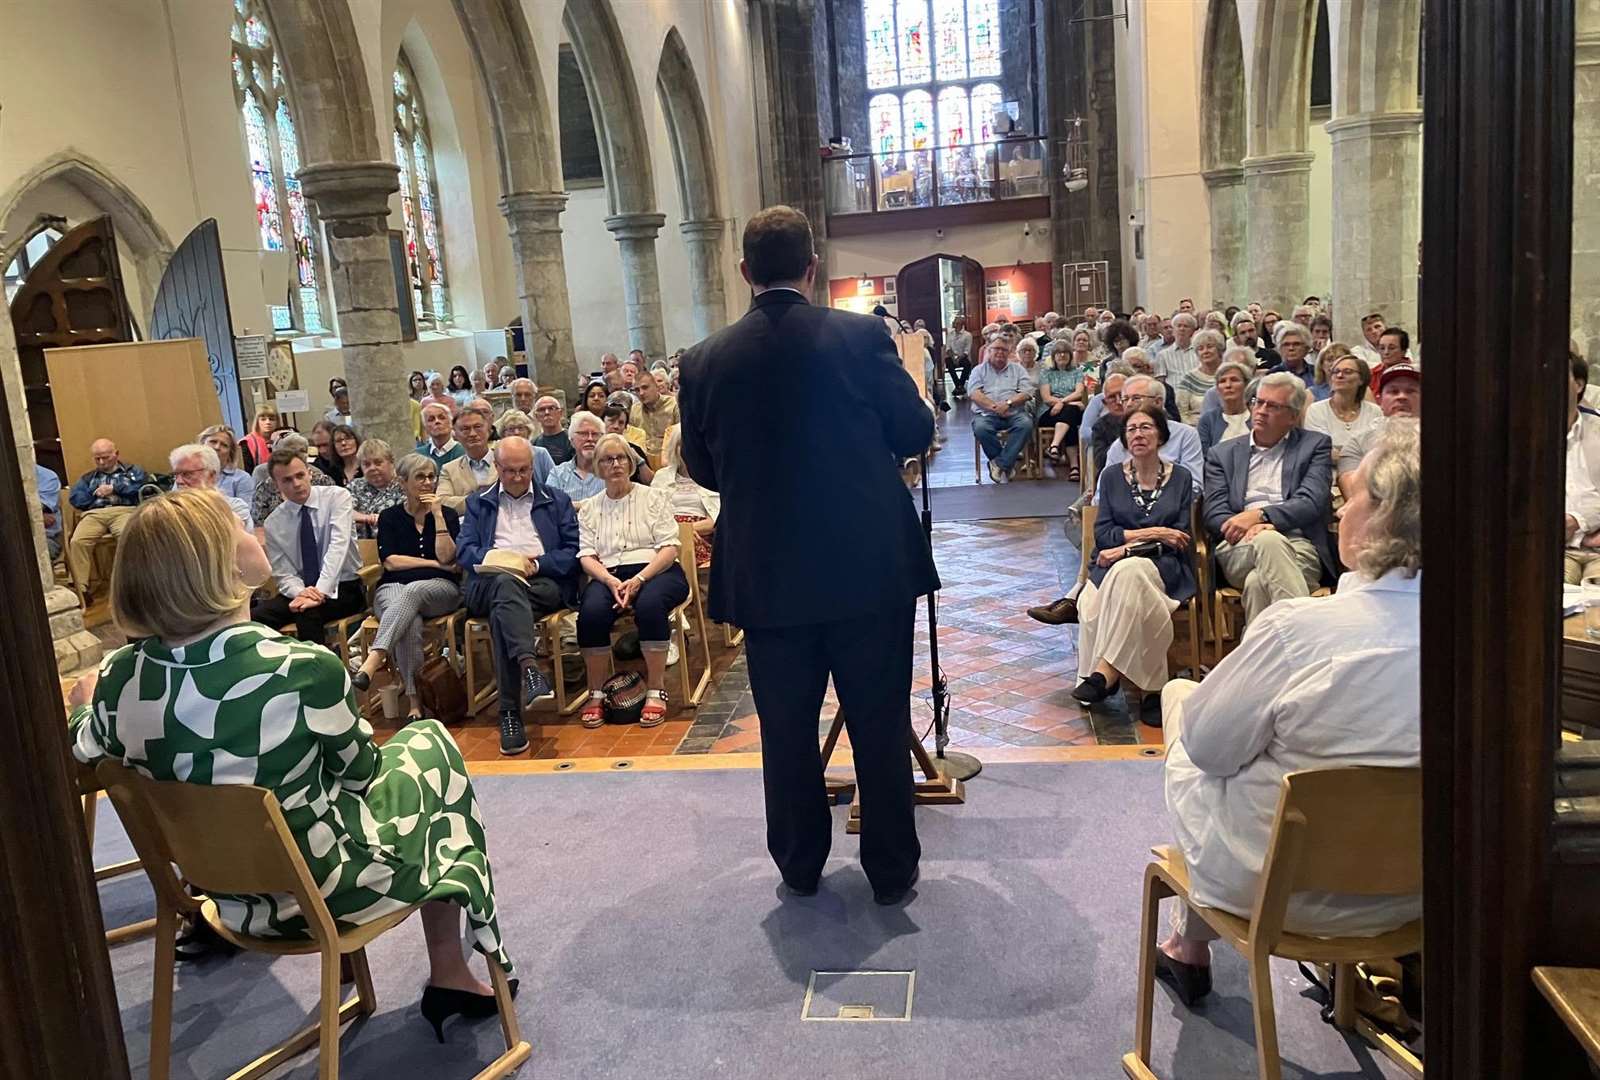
[1061,116,1089,193]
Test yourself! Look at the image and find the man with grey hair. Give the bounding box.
[1268,322,1316,389]
[417,400,464,469]
[1102,375,1203,492]
[249,431,335,530]
[1203,371,1336,623]
[170,443,252,527]
[511,377,537,415]
[532,395,574,464]
[1156,312,1200,382]
[547,410,605,500]
[1139,313,1165,355]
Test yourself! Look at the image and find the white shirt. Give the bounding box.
[577,484,679,570]
[1157,344,1199,381]
[1303,398,1385,456]
[947,329,973,358]
[1351,343,1381,368]
[651,465,720,522]
[1243,438,1288,511]
[1220,412,1251,444]
[491,486,545,560]
[263,485,362,599]
[1165,571,1422,936]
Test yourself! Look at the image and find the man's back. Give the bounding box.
[678,290,938,628]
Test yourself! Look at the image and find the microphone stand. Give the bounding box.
[919,449,981,781]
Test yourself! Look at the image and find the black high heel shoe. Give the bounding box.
[350,670,371,692]
[419,979,519,1042]
[1153,951,1212,1006]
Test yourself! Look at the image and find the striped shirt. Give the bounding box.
[577,484,679,570]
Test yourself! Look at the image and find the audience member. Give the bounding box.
[1565,353,1600,582]
[1310,313,1333,357]
[653,425,719,569]
[67,439,149,597]
[36,463,62,559]
[1157,313,1199,382]
[455,437,578,754]
[1105,375,1202,490]
[309,421,339,481]
[351,453,463,717]
[1268,323,1316,389]
[1310,340,1354,401]
[347,438,405,538]
[1072,404,1196,725]
[1014,337,1043,411]
[1123,347,1180,420]
[945,316,975,400]
[1088,372,1130,474]
[1175,329,1224,425]
[170,443,252,527]
[240,407,278,471]
[1196,356,1254,452]
[1156,420,1421,1004]
[327,423,363,486]
[439,408,521,511]
[423,372,459,417]
[548,411,606,501]
[199,425,256,505]
[1139,313,1165,354]
[1261,309,1281,343]
[510,378,537,416]
[1337,364,1421,498]
[968,338,1036,484]
[630,366,680,460]
[1352,311,1386,367]
[581,380,611,419]
[525,396,571,464]
[447,365,474,408]
[408,370,429,402]
[575,432,691,730]
[250,433,335,527]
[1304,353,1381,465]
[1202,311,1229,337]
[418,402,465,470]
[1098,318,1141,382]
[251,448,366,646]
[1370,327,1413,392]
[602,404,656,484]
[67,487,515,1013]
[324,384,352,427]
[497,409,534,441]
[1039,339,1089,478]
[1202,372,1335,624]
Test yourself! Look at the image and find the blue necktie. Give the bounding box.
[298,505,323,588]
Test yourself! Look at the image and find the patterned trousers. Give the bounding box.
[372,579,462,695]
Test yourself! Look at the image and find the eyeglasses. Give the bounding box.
[1123,423,1159,436]
[597,454,632,468]
[1251,398,1294,416]
[1104,392,1123,402]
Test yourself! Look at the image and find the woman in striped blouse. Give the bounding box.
[574,433,690,728]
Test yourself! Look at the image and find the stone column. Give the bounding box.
[501,191,579,394]
[680,218,728,342]
[296,161,410,452]
[1327,112,1423,343]
[1574,0,1600,361]
[603,212,669,361]
[1202,165,1247,307]
[1241,151,1315,314]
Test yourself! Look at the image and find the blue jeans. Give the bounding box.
[972,409,1034,471]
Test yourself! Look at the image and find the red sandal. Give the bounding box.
[581,697,605,729]
[640,691,669,728]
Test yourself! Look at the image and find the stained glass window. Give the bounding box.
[865,0,899,89]
[970,81,1003,144]
[232,0,324,333]
[869,93,903,159]
[896,0,931,84]
[902,90,934,151]
[393,50,449,323]
[967,0,1000,77]
[936,85,971,172]
[933,0,967,80]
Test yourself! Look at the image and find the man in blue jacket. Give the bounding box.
[67,438,149,597]
[455,437,580,755]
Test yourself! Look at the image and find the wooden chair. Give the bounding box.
[357,606,464,700]
[95,760,529,1080]
[464,609,581,716]
[63,505,119,607]
[1122,767,1424,1080]
[1211,578,1332,664]
[973,424,1041,483]
[1081,503,1204,681]
[77,764,156,945]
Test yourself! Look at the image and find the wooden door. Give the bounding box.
[895,253,943,351]
[150,219,245,434]
[962,257,984,333]
[7,216,135,479]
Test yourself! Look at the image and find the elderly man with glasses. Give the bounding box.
[1101,374,1203,494]
[1202,371,1336,624]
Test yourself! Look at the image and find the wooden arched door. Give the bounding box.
[895,252,984,355]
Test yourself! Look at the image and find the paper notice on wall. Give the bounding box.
[274,389,310,414]
[235,334,269,381]
[1010,291,1029,317]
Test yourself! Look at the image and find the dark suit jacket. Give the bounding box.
[678,289,940,628]
[1202,426,1337,580]
[455,480,581,605]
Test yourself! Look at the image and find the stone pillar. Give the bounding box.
[296,161,410,452]
[1574,1,1600,361]
[1202,165,1247,307]
[603,212,669,361]
[501,191,579,394]
[1241,151,1315,314]
[1327,111,1423,343]
[680,218,729,342]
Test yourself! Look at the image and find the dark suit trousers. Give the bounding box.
[464,573,565,703]
[743,604,920,892]
[252,579,366,648]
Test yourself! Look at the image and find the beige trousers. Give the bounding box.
[1565,548,1600,585]
[1077,557,1178,690]
[68,505,136,592]
[1215,529,1322,624]
[1161,678,1220,943]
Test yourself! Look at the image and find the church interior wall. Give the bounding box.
[828,219,1054,280]
[1306,105,1333,302]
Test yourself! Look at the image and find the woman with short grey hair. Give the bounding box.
[351,452,463,720]
[1176,329,1227,425]
[348,437,404,538]
[498,408,534,440]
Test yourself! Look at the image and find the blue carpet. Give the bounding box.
[94,761,1407,1079]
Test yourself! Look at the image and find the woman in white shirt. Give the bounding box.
[1151,419,1422,1006]
[1303,350,1383,463]
[651,425,719,569]
[1196,356,1255,453]
[1175,329,1225,425]
[576,433,689,729]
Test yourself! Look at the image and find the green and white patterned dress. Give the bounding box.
[69,623,512,973]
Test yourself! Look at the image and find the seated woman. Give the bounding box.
[651,425,719,569]
[497,408,534,441]
[240,407,278,472]
[1154,420,1421,1005]
[1071,404,1195,723]
[352,453,463,719]
[200,424,256,505]
[1175,329,1225,425]
[1039,338,1090,479]
[575,433,691,729]
[347,438,405,538]
[1196,355,1255,452]
[602,403,656,485]
[1304,350,1381,465]
[67,488,514,1035]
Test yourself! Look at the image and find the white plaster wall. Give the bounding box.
[562,185,629,370]
[1307,107,1333,301]
[827,220,1054,277]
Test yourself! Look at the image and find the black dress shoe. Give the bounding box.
[1154,951,1212,1006]
[873,866,919,906]
[350,670,371,692]
[419,979,520,1042]
[1072,673,1111,705]
[1139,693,1163,728]
[1027,596,1079,625]
[781,878,819,897]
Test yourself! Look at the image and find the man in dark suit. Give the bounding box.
[1203,370,1336,625]
[678,206,938,905]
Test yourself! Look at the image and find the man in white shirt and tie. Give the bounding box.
[252,448,366,646]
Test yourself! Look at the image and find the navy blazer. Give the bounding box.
[1202,427,1337,580]
[677,289,940,628]
[455,479,581,605]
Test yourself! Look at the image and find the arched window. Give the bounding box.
[393,51,450,323]
[231,0,324,333]
[860,0,1002,169]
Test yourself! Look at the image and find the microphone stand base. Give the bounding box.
[936,750,983,782]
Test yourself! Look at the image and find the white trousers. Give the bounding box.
[1076,556,1179,691]
[1161,678,1220,943]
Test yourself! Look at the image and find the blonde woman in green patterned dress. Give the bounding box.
[66,488,516,1041]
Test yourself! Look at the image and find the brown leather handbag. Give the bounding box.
[416,655,468,725]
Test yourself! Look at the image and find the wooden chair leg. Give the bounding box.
[82,788,98,849]
[1131,870,1168,1068]
[485,961,533,1078]
[148,905,179,1080]
[319,948,342,1080]
[1332,962,1358,1029]
[349,947,378,1017]
[1247,951,1284,1080]
[676,621,692,704]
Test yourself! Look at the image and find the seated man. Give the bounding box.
[250,432,336,529]
[67,439,149,598]
[968,338,1036,483]
[532,395,575,464]
[1103,375,1203,492]
[1203,372,1336,624]
[417,401,465,469]
[170,443,252,526]
[510,377,537,416]
[437,408,498,511]
[455,437,580,755]
[548,411,606,501]
[36,463,62,560]
[251,448,366,646]
[630,368,680,462]
[1336,363,1421,498]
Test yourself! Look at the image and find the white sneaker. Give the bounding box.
[988,461,1002,483]
[667,640,681,667]
[998,467,1011,484]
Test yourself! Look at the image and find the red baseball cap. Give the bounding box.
[1377,363,1421,392]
